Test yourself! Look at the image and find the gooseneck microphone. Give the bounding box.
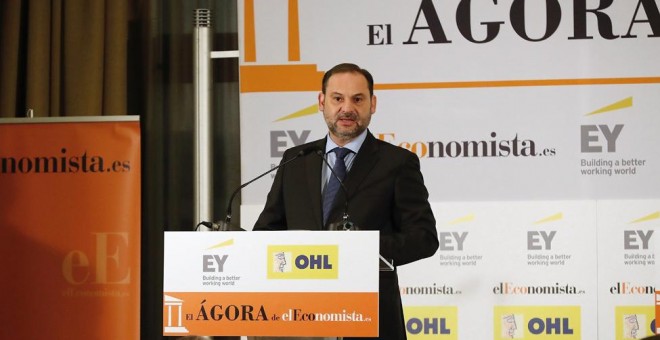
[197,145,319,231]
[314,150,357,231]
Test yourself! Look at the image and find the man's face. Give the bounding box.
[318,71,377,145]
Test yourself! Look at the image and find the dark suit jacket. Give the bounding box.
[254,131,439,340]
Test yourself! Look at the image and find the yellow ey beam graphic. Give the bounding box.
[585,97,632,116]
[275,104,318,122]
[447,213,475,226]
[534,212,563,225]
[630,211,660,224]
[207,239,234,250]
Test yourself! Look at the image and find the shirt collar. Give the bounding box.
[325,129,368,154]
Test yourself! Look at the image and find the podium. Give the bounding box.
[163,230,382,337]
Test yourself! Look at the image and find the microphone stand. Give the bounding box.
[197,146,317,231]
[316,151,394,271]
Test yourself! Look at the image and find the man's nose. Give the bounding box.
[340,101,355,113]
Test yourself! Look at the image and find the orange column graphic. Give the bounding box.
[239,0,323,92]
[288,0,300,61]
[244,0,256,62]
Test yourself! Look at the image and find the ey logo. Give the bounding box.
[624,211,657,251]
[439,213,474,251]
[267,245,338,279]
[494,306,581,339]
[404,306,458,339]
[202,238,234,272]
[580,97,631,153]
[615,306,656,340]
[528,213,563,251]
[270,130,312,157]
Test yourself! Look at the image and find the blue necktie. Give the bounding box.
[323,147,351,225]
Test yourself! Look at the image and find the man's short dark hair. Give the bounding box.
[321,63,374,96]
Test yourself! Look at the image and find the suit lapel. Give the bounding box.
[305,139,326,229]
[343,132,379,198]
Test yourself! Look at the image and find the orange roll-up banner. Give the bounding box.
[0,117,141,339]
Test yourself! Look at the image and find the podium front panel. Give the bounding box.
[163,231,379,337]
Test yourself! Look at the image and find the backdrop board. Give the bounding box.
[0,117,141,339]
[237,1,659,338]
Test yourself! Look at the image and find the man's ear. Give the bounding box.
[318,92,325,111]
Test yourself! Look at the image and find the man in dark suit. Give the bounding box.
[253,63,439,340]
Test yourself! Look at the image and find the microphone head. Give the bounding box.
[298,145,321,156]
[197,221,217,231]
[217,220,246,231]
[327,220,359,231]
[341,220,357,231]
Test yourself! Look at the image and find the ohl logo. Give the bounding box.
[404,306,458,339]
[267,245,338,280]
[615,306,656,340]
[494,306,581,339]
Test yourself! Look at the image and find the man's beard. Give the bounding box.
[326,113,367,140]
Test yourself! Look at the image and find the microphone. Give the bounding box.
[196,220,232,231]
[198,145,319,231]
[314,150,357,231]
